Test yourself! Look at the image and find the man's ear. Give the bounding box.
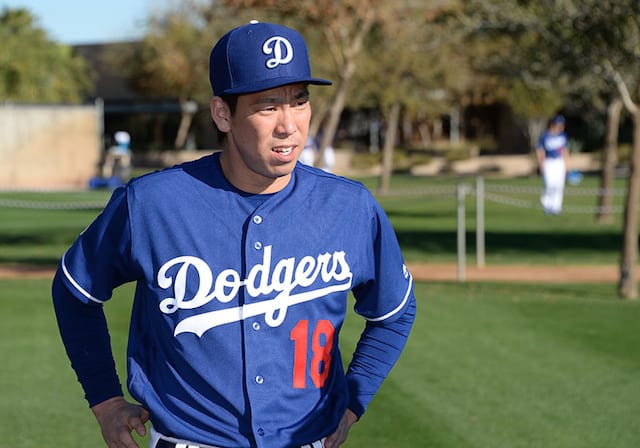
[210,97,231,133]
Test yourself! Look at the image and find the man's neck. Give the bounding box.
[219,151,292,194]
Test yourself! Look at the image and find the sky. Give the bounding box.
[1,0,169,45]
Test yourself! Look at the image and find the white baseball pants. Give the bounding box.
[541,158,566,214]
[150,426,325,448]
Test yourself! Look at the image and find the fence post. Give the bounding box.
[457,183,467,282]
[476,176,485,268]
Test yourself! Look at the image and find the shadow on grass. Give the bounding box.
[1,229,623,267]
[0,256,62,267]
[396,229,621,258]
[0,230,77,267]
[0,227,83,246]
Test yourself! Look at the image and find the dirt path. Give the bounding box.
[0,265,58,279]
[0,263,632,283]
[406,263,627,283]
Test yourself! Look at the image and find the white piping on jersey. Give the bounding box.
[364,270,413,323]
[61,252,106,304]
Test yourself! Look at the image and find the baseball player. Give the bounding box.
[52,21,416,448]
[536,114,570,215]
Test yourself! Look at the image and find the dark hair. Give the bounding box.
[219,94,238,115]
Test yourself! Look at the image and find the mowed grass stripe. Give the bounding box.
[346,282,640,447]
[2,280,639,447]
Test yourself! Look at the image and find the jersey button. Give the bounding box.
[254,241,262,250]
[255,375,264,384]
[252,322,261,331]
[253,215,263,224]
[257,428,265,437]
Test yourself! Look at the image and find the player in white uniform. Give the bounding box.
[536,114,570,215]
[52,21,416,448]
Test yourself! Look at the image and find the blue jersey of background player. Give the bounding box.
[536,114,570,215]
[52,21,416,448]
[536,116,568,160]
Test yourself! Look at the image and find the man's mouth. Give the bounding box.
[273,146,294,155]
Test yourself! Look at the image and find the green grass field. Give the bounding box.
[1,173,638,447]
[1,280,638,447]
[0,174,630,267]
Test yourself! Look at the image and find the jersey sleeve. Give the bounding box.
[53,186,136,406]
[352,200,414,323]
[561,132,570,151]
[52,270,124,406]
[346,197,416,417]
[536,133,546,151]
[59,185,137,304]
[346,296,416,417]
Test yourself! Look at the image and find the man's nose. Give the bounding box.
[274,107,297,136]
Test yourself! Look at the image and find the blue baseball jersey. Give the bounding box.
[537,130,568,159]
[59,152,414,447]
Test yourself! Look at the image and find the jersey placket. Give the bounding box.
[242,210,275,446]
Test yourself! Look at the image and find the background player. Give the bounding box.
[536,114,570,215]
[52,21,416,448]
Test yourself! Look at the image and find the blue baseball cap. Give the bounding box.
[551,114,566,124]
[209,21,332,96]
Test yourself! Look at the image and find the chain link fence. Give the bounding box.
[382,182,625,215]
[0,179,626,214]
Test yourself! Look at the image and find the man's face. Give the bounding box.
[215,83,311,193]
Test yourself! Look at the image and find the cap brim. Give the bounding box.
[220,77,332,95]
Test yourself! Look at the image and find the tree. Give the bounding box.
[353,1,466,193]
[536,0,640,298]
[460,0,640,299]
[217,0,384,165]
[220,0,469,188]
[607,62,640,300]
[458,1,570,150]
[527,0,632,225]
[0,8,92,103]
[598,97,622,224]
[121,6,215,149]
[578,3,640,299]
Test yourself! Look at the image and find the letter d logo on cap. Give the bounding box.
[263,36,294,68]
[209,22,331,95]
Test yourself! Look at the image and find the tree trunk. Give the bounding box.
[309,100,330,140]
[316,14,374,164]
[402,113,412,146]
[618,108,640,300]
[174,100,198,149]
[377,101,401,195]
[417,110,432,147]
[316,73,350,164]
[527,117,546,152]
[597,98,622,223]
